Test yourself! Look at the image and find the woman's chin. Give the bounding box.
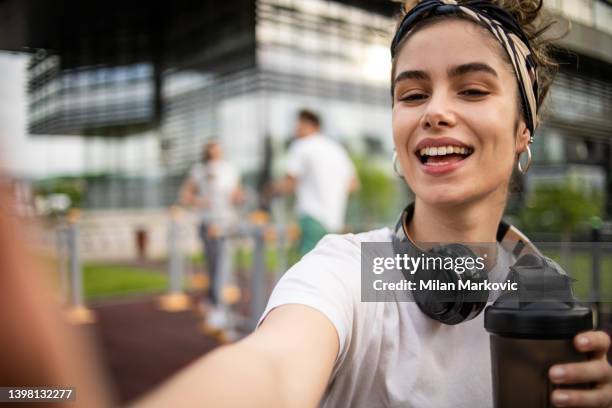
[413,181,508,209]
[414,187,474,208]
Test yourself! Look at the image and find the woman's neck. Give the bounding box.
[407,196,506,244]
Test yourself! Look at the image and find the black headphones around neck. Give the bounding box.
[391,203,541,325]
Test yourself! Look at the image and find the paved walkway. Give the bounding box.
[87,296,221,404]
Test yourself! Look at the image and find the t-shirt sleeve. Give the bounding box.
[334,144,356,182]
[285,143,305,178]
[256,234,360,366]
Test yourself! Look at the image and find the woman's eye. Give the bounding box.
[460,89,490,97]
[399,93,428,102]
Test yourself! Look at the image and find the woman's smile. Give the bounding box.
[414,136,474,175]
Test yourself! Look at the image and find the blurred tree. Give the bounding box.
[519,180,604,239]
[350,155,397,229]
[36,176,85,211]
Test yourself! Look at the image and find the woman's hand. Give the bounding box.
[549,331,612,407]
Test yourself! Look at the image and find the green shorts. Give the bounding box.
[298,215,328,256]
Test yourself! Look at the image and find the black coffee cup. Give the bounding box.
[485,254,593,408]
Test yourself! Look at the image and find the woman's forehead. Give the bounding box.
[395,19,508,77]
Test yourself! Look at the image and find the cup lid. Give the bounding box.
[484,254,593,338]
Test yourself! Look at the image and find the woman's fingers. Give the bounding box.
[549,359,610,385]
[548,331,611,385]
[574,331,611,359]
[551,386,612,407]
[549,330,612,407]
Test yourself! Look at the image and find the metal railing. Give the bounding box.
[53,209,611,333]
[53,207,301,338]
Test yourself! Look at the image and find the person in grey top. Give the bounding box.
[179,140,244,330]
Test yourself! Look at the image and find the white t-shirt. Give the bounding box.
[257,227,517,408]
[189,160,239,224]
[285,134,355,232]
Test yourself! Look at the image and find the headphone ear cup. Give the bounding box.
[391,203,523,325]
[412,244,489,325]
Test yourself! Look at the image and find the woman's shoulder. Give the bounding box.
[266,227,394,307]
[305,227,393,260]
[281,227,393,279]
[352,227,394,243]
[270,226,393,316]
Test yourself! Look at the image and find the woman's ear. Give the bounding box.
[515,120,531,153]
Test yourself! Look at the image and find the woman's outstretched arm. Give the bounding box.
[132,303,339,408]
[0,181,112,407]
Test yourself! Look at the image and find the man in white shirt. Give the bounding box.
[270,109,359,255]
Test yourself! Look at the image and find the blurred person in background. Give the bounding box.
[268,109,359,256]
[0,176,111,407]
[179,140,244,332]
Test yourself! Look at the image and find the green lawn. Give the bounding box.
[83,246,298,301]
[83,264,168,301]
[82,248,610,303]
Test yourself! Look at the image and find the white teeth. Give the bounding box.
[419,145,472,157]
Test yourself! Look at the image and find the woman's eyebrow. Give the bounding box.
[393,62,497,88]
[448,62,498,78]
[393,70,430,88]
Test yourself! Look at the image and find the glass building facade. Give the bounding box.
[159,0,395,177]
[17,0,612,214]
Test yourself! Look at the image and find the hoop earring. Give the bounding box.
[517,145,532,174]
[392,150,404,178]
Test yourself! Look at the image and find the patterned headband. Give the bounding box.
[391,0,539,137]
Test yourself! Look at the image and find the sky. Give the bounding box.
[0,52,85,179]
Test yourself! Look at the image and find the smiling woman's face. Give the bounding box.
[392,18,530,208]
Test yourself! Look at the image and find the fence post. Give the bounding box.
[64,209,95,324]
[248,223,267,331]
[275,224,287,284]
[590,217,602,329]
[216,227,243,342]
[159,206,190,312]
[56,218,69,304]
[239,211,270,332]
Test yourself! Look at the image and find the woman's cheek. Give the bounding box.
[393,116,419,151]
[392,110,407,136]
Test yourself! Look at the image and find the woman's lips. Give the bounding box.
[418,151,470,175]
[414,137,471,152]
[409,136,474,176]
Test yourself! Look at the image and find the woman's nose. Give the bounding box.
[420,93,457,130]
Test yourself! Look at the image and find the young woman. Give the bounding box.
[138,1,611,407]
[180,140,244,331]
